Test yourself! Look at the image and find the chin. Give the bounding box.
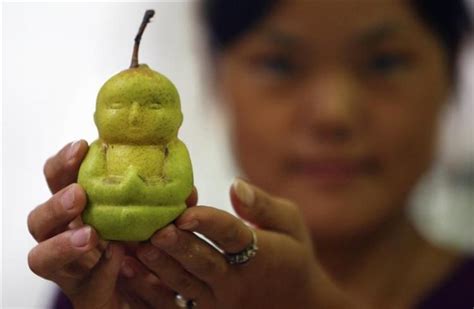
[289,189,405,244]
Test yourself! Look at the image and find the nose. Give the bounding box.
[129,102,140,126]
[301,71,360,143]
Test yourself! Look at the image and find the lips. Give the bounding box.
[288,157,377,187]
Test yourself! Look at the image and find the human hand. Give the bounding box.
[126,179,353,308]
[27,141,128,308]
[27,141,193,308]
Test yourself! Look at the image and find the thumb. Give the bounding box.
[230,178,306,240]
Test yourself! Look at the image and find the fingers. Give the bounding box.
[28,226,99,281]
[140,225,228,285]
[71,243,125,308]
[230,178,307,241]
[185,186,198,207]
[28,183,87,242]
[118,257,183,308]
[176,206,253,254]
[44,140,88,194]
[119,276,175,309]
[135,246,214,307]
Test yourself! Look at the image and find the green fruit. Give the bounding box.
[78,10,193,241]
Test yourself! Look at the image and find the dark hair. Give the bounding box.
[201,0,472,73]
[411,0,472,71]
[200,0,278,53]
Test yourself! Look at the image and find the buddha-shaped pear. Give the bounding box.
[78,10,193,241]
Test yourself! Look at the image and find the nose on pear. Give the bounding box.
[129,102,140,125]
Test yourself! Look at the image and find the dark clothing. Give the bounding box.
[52,257,474,309]
[52,291,73,309]
[415,257,474,308]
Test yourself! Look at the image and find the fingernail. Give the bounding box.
[152,226,177,247]
[121,261,135,278]
[143,247,160,261]
[178,220,198,231]
[70,226,91,248]
[145,273,160,285]
[232,178,255,206]
[67,140,81,161]
[122,302,131,309]
[61,186,75,211]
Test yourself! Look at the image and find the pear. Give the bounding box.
[78,10,193,241]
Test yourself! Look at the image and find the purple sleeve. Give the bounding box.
[51,290,73,309]
[416,257,474,309]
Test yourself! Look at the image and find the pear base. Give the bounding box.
[82,204,186,241]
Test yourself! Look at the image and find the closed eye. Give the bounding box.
[148,102,161,109]
[108,102,124,109]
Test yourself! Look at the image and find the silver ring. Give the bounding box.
[175,294,196,308]
[225,228,258,265]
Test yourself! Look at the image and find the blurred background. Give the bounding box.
[2,2,473,308]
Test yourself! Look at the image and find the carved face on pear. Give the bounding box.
[94,65,183,145]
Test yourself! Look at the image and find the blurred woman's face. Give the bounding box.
[216,0,450,241]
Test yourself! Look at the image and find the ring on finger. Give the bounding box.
[224,228,258,265]
[175,294,197,308]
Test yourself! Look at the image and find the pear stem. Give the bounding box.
[130,10,155,69]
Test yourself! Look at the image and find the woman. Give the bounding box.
[28,0,472,308]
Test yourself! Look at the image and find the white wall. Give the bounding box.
[3,2,235,308]
[2,2,473,308]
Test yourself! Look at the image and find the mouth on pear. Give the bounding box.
[127,126,146,135]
